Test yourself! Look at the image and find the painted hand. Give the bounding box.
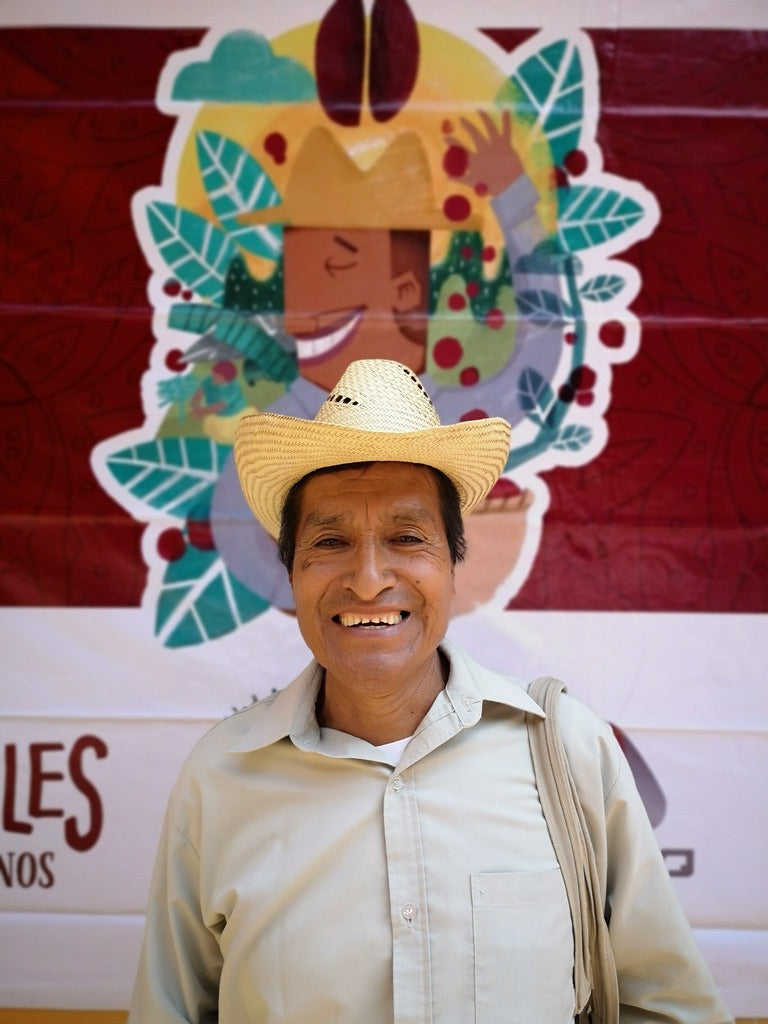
[444,109,525,197]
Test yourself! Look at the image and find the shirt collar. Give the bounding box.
[440,638,545,722]
[227,639,544,755]
[227,658,324,754]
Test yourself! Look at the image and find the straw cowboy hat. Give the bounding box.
[233,359,511,539]
[237,126,482,230]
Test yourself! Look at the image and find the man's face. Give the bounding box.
[282,228,425,391]
[289,462,455,695]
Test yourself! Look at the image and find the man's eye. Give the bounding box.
[394,534,422,544]
[316,537,344,548]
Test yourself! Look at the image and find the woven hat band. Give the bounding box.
[315,360,440,432]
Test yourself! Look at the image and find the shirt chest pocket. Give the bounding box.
[471,869,575,1024]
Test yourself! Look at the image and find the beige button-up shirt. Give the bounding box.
[129,640,732,1024]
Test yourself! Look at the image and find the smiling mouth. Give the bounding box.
[294,308,364,366]
[335,612,409,628]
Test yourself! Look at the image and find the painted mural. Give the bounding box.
[93,6,658,647]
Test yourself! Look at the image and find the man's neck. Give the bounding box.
[316,651,448,746]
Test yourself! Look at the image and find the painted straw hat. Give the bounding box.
[237,126,482,230]
[234,359,511,539]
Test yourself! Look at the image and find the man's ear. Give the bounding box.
[390,270,421,313]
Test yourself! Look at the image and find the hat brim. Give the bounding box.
[237,205,482,232]
[234,411,512,540]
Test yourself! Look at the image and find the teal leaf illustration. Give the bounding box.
[516,288,569,324]
[557,185,645,252]
[146,202,235,302]
[517,367,555,426]
[168,301,223,336]
[505,39,584,168]
[213,316,297,383]
[156,545,269,647]
[157,375,199,417]
[553,423,592,452]
[106,438,229,518]
[579,273,626,302]
[196,131,283,261]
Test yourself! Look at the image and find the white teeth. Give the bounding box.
[339,613,403,628]
[295,310,363,363]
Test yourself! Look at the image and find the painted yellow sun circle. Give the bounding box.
[174,18,556,276]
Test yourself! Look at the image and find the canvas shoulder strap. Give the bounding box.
[526,676,619,1024]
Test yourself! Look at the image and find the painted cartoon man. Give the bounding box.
[213,112,560,612]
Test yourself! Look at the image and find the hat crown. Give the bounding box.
[315,359,441,433]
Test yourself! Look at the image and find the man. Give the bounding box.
[129,359,732,1023]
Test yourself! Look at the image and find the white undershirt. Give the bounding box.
[375,735,413,765]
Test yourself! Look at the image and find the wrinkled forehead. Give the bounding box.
[298,461,441,512]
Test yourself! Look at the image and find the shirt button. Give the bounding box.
[391,776,404,791]
[401,903,417,921]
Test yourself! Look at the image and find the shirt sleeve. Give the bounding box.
[559,695,734,1024]
[127,785,223,1024]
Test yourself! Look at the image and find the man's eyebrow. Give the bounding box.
[301,511,349,530]
[390,508,438,523]
[333,235,358,254]
[300,508,438,530]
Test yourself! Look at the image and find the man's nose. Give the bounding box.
[343,540,395,599]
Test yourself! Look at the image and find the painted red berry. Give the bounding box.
[460,408,489,421]
[448,292,466,311]
[460,366,480,386]
[181,289,194,301]
[482,245,496,262]
[443,194,472,222]
[165,349,188,373]
[187,518,216,551]
[485,308,505,330]
[571,364,597,390]
[443,144,469,178]
[264,132,287,165]
[163,278,181,297]
[433,336,463,369]
[564,330,577,345]
[564,149,588,176]
[466,281,480,299]
[559,384,575,403]
[461,245,474,261]
[576,391,594,407]
[157,528,186,561]
[600,320,625,348]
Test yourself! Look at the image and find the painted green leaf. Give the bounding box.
[553,423,592,452]
[516,288,569,324]
[146,202,234,302]
[213,316,297,383]
[106,438,229,518]
[517,367,555,426]
[579,274,626,302]
[196,131,283,261]
[557,186,645,252]
[157,375,199,413]
[504,39,584,168]
[168,302,223,336]
[156,545,269,647]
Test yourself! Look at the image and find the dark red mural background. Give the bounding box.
[1,26,766,611]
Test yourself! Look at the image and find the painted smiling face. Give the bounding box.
[282,226,429,390]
